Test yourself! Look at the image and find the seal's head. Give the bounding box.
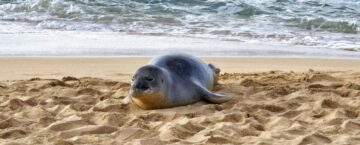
[130,65,168,109]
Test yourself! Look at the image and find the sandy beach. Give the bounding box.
[1,57,360,145]
[1,0,360,144]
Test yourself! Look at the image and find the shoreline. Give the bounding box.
[1,31,360,58]
[1,57,359,81]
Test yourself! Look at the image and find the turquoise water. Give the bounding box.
[0,0,359,56]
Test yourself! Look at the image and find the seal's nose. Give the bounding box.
[135,82,149,91]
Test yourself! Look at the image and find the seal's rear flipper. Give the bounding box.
[194,82,230,103]
[202,92,230,104]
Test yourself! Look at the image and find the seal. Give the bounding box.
[128,53,229,109]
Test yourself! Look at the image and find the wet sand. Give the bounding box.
[0,57,359,81]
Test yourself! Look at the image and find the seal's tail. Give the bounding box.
[208,63,220,85]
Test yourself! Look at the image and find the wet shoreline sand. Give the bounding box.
[0,57,359,81]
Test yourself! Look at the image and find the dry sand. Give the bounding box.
[0,57,360,145]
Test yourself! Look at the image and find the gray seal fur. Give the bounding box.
[128,53,229,109]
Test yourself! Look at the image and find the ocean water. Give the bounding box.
[0,0,359,57]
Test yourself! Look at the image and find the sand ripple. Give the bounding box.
[1,71,360,144]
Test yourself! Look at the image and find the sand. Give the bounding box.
[0,57,360,145]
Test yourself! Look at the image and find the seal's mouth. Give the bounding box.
[131,88,152,94]
[130,85,155,98]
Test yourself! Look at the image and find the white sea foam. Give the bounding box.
[0,27,359,58]
[0,0,359,56]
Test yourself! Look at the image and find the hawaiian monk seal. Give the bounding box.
[128,53,230,109]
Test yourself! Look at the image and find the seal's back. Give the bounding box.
[148,53,214,88]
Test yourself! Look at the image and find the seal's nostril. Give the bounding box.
[144,77,154,81]
[135,83,149,90]
[140,85,149,90]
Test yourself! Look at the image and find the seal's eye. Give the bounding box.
[144,77,154,81]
